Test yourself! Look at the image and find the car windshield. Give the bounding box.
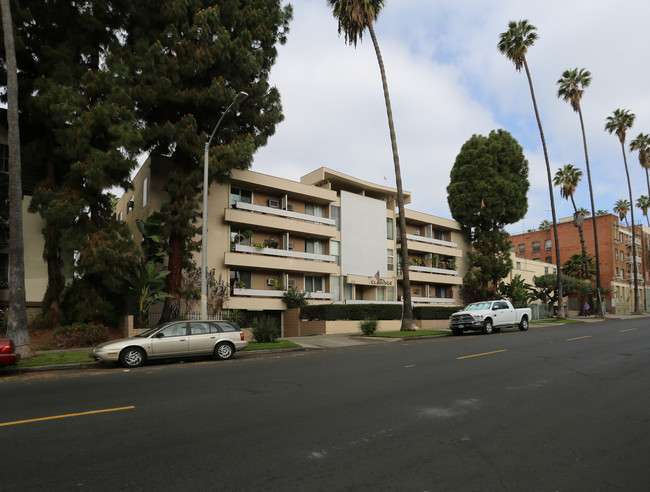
[135,326,164,338]
[464,302,492,311]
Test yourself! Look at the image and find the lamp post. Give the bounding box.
[201,91,248,319]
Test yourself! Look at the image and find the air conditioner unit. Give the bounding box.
[268,199,279,208]
[288,279,296,287]
[287,204,294,211]
[266,278,275,286]
[288,242,294,249]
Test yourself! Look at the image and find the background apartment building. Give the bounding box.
[116,158,468,321]
[509,214,650,314]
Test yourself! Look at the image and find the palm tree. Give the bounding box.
[553,164,589,277]
[498,20,564,318]
[539,219,552,230]
[613,199,631,226]
[636,195,650,226]
[629,133,650,198]
[556,68,604,315]
[577,207,591,217]
[606,109,639,313]
[1,0,32,358]
[328,0,414,330]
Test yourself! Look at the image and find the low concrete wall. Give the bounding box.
[414,319,450,330]
[119,316,148,338]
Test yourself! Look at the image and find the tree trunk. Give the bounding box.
[368,24,414,330]
[577,105,604,315]
[523,58,564,318]
[620,140,640,313]
[570,198,589,279]
[2,0,32,358]
[159,232,182,323]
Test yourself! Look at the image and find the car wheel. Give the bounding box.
[482,319,493,335]
[519,316,529,331]
[120,347,146,368]
[451,328,463,336]
[214,342,234,360]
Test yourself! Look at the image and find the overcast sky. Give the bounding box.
[250,0,650,234]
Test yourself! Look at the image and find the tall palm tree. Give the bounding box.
[557,68,604,315]
[635,195,650,226]
[539,219,552,230]
[629,133,650,198]
[613,199,631,226]
[606,109,639,313]
[1,0,32,357]
[553,164,589,277]
[498,20,564,318]
[327,0,414,330]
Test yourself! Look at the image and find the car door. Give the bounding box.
[150,322,190,357]
[188,321,221,355]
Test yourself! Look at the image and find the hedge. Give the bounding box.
[299,304,463,321]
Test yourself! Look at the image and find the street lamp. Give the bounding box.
[201,91,248,319]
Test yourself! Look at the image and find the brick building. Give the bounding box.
[509,214,650,314]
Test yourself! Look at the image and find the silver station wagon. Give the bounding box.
[89,320,248,368]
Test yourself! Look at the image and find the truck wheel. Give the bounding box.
[451,328,463,336]
[519,316,529,331]
[482,319,493,335]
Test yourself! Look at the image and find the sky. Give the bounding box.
[250,0,650,234]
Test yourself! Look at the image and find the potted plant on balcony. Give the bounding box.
[263,237,279,249]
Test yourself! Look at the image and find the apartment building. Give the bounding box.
[509,214,649,314]
[116,157,468,319]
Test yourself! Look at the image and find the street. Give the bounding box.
[2,318,650,491]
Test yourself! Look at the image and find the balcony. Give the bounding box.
[409,265,458,276]
[225,245,339,275]
[405,233,457,248]
[626,273,645,283]
[625,237,642,248]
[411,296,456,304]
[626,255,642,265]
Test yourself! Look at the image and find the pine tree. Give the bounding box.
[119,0,293,322]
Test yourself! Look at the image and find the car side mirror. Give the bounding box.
[155,333,165,338]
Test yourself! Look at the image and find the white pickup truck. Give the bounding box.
[449,300,531,335]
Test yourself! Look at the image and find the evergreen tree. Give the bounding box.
[447,130,529,303]
[119,0,293,322]
[1,0,142,328]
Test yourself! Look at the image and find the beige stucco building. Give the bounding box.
[116,157,469,319]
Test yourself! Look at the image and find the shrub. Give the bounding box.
[53,323,109,348]
[301,304,402,321]
[282,288,309,309]
[359,317,378,336]
[250,317,280,343]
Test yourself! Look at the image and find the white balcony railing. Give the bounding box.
[233,288,333,300]
[411,297,456,304]
[234,243,336,263]
[405,233,458,248]
[625,238,642,247]
[626,255,642,264]
[409,265,458,276]
[626,274,645,283]
[233,201,336,226]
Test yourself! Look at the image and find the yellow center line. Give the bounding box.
[567,335,592,341]
[0,406,135,427]
[457,349,506,360]
[620,328,638,333]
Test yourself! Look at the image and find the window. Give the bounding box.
[518,243,525,255]
[343,277,353,300]
[516,262,521,269]
[305,203,324,218]
[386,218,394,239]
[230,270,251,289]
[331,205,341,230]
[0,144,8,173]
[331,276,341,301]
[230,187,252,207]
[532,241,540,253]
[435,285,447,298]
[545,239,552,251]
[159,323,187,337]
[434,230,447,241]
[189,322,213,335]
[305,275,323,292]
[118,211,123,222]
[306,240,324,255]
[127,195,134,213]
[377,286,385,301]
[142,177,148,207]
[331,240,340,265]
[387,249,394,272]
[0,252,8,287]
[545,256,552,263]
[544,267,549,274]
[215,321,238,332]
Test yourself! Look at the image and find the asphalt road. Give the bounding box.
[2,318,649,491]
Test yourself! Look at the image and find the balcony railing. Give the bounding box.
[411,296,456,304]
[409,265,458,276]
[626,255,642,264]
[625,238,642,247]
[232,288,333,300]
[626,274,645,283]
[234,243,336,263]
[404,233,458,248]
[234,201,336,226]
